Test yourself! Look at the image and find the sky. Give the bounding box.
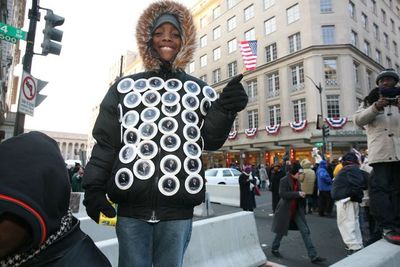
[23,0,197,134]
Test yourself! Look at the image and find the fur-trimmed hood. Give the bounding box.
[136,0,196,71]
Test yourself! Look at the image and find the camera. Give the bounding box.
[386,96,399,105]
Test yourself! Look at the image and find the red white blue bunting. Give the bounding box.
[325,117,348,129]
[266,124,280,135]
[228,131,237,140]
[289,120,307,132]
[244,128,257,138]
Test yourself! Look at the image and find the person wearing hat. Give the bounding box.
[354,68,400,245]
[270,162,325,264]
[0,131,111,267]
[82,1,248,266]
[238,165,257,211]
[331,152,368,254]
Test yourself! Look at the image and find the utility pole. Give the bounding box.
[14,0,40,136]
[306,76,328,158]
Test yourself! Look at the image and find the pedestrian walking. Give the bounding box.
[270,162,326,264]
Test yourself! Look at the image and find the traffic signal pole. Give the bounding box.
[14,0,40,136]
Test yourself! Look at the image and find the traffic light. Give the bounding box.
[322,124,330,137]
[41,9,64,55]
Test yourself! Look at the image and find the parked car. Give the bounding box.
[205,168,241,185]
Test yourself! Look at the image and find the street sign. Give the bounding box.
[18,71,37,116]
[314,142,323,147]
[0,22,27,44]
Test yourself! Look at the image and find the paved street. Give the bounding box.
[195,189,348,267]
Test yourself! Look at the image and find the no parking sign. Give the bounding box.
[18,71,37,116]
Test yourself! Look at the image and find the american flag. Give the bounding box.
[240,40,257,71]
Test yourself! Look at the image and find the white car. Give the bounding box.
[204,168,241,185]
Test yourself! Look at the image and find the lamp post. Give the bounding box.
[306,76,327,158]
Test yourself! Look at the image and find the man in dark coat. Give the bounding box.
[0,132,111,267]
[270,162,325,264]
[269,163,285,213]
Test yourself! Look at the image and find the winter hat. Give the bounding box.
[376,68,400,85]
[342,152,360,166]
[289,161,302,175]
[151,13,182,35]
[0,131,71,249]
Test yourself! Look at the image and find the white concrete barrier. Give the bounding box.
[330,239,400,267]
[183,211,266,267]
[206,184,240,207]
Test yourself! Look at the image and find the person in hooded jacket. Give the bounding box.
[354,68,400,245]
[82,1,248,266]
[316,160,333,217]
[299,159,316,214]
[0,131,111,267]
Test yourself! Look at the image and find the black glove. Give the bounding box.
[216,74,248,113]
[83,191,116,223]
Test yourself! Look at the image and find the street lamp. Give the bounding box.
[306,76,327,158]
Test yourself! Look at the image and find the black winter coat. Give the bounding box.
[331,165,368,203]
[239,173,256,210]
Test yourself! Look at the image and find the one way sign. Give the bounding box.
[17,71,48,116]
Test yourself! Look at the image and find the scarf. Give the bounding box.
[0,210,74,267]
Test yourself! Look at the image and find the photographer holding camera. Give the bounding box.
[354,68,400,245]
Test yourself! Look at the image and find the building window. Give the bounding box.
[320,0,332,13]
[245,28,256,40]
[381,9,387,24]
[396,64,400,75]
[383,33,389,48]
[212,68,221,84]
[348,1,355,19]
[269,105,281,126]
[373,23,379,40]
[287,4,300,24]
[387,57,392,68]
[200,75,207,83]
[375,49,382,63]
[266,71,280,97]
[353,61,360,87]
[200,16,207,29]
[324,58,338,86]
[231,117,239,132]
[228,61,238,78]
[213,26,221,40]
[350,30,358,47]
[293,99,306,122]
[264,0,275,10]
[265,43,277,62]
[391,19,395,32]
[289,32,301,53]
[361,13,368,29]
[264,17,277,35]
[244,4,254,21]
[326,95,340,118]
[247,110,259,128]
[363,40,370,56]
[246,79,257,103]
[200,54,207,68]
[227,16,237,32]
[394,41,398,56]
[189,61,195,73]
[370,0,377,14]
[200,35,207,48]
[322,25,335,44]
[290,63,305,92]
[366,69,373,90]
[227,0,236,9]
[213,5,221,19]
[213,47,221,61]
[228,38,237,53]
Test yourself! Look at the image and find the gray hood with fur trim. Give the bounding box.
[136,0,196,71]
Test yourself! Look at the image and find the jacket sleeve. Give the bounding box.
[354,103,380,127]
[279,177,301,200]
[347,169,365,202]
[201,101,236,151]
[82,86,121,192]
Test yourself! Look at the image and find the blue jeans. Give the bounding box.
[116,216,193,267]
[271,213,317,259]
